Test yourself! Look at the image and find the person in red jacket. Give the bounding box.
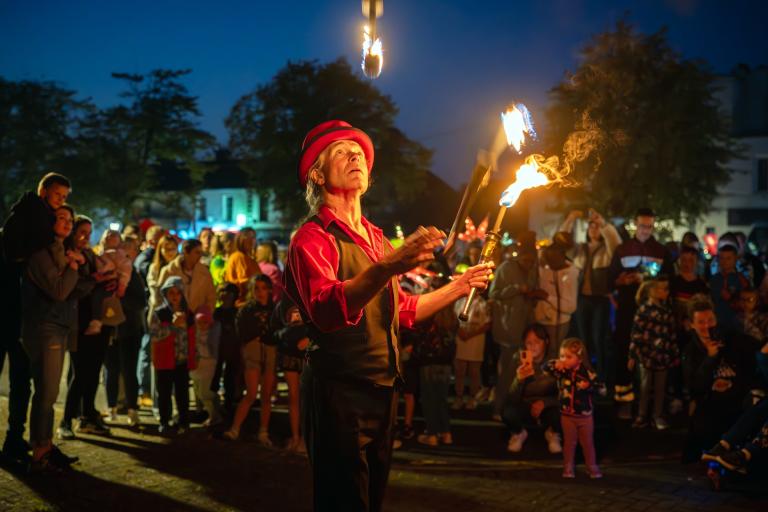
[149,276,196,435]
[284,120,493,512]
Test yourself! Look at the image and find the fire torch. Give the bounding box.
[361,0,383,79]
[458,104,548,321]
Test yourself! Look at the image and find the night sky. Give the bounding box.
[2,0,766,187]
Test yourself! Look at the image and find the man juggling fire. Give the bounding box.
[284,120,493,511]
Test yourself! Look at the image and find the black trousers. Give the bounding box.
[156,364,190,426]
[0,261,31,443]
[105,333,141,409]
[301,366,397,512]
[62,331,111,425]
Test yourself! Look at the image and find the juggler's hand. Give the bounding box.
[381,225,446,275]
[454,262,495,295]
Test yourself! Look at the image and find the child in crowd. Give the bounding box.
[191,305,223,428]
[213,282,241,413]
[84,229,133,334]
[547,338,602,479]
[413,305,457,447]
[273,298,309,452]
[629,276,679,430]
[224,275,276,445]
[150,276,196,435]
[739,289,768,344]
[453,291,490,410]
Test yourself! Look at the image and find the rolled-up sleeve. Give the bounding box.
[286,225,364,332]
[397,284,419,330]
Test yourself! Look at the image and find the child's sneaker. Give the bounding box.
[439,432,453,445]
[562,468,575,478]
[668,398,683,416]
[57,425,76,440]
[652,416,670,431]
[417,434,439,447]
[507,429,527,453]
[400,424,415,440]
[701,441,730,462]
[451,397,464,410]
[257,429,272,447]
[126,408,140,427]
[105,407,119,423]
[716,449,749,474]
[544,427,562,454]
[631,416,648,429]
[84,319,103,335]
[588,466,603,479]
[222,429,239,441]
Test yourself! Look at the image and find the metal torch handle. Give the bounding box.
[459,287,478,322]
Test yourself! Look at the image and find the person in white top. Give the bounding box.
[535,232,580,360]
[453,290,490,411]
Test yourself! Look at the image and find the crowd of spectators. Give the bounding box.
[1,172,766,480]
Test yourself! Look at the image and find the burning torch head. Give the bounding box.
[362,26,383,79]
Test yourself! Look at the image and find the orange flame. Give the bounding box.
[499,157,551,207]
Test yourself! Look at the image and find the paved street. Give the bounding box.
[1,373,767,512]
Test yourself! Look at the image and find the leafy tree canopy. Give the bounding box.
[226,58,433,224]
[544,21,740,224]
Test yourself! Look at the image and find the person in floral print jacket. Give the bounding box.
[629,276,679,430]
[546,338,602,479]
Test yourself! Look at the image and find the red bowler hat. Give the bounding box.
[298,120,374,187]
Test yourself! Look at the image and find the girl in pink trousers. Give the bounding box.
[546,338,602,479]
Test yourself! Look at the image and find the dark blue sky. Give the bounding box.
[2,0,766,187]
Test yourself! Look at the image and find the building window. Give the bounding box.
[222,195,233,222]
[757,159,768,192]
[259,193,270,223]
[246,191,254,218]
[197,197,207,221]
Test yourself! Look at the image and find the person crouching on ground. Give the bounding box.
[22,205,92,473]
[224,274,277,445]
[547,338,602,479]
[150,276,196,435]
[503,324,562,454]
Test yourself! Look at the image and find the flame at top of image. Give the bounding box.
[361,25,383,79]
[499,157,551,207]
[501,103,537,153]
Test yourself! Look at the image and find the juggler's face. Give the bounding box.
[322,140,369,195]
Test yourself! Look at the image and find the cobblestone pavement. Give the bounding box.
[1,394,766,512]
[2,350,768,512]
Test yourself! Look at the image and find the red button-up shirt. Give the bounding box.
[284,205,419,333]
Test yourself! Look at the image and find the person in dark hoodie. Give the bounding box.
[149,276,197,435]
[681,300,758,462]
[273,297,309,452]
[0,172,71,463]
[22,204,93,473]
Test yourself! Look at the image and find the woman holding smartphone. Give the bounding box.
[502,324,562,454]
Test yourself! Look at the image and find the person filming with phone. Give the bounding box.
[501,324,562,454]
